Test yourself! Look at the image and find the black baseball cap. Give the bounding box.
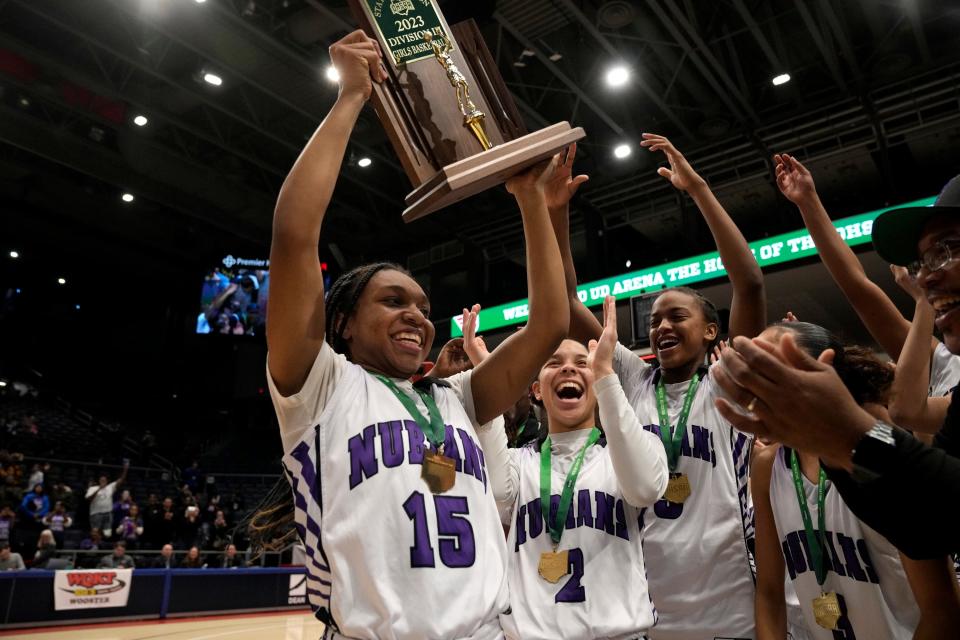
[872,175,960,266]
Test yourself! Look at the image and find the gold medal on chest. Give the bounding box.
[538,549,569,583]
[663,472,692,504]
[813,592,842,630]
[421,449,455,494]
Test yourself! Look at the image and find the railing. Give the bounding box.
[39,545,295,569]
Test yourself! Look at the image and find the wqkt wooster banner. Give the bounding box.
[54,569,133,610]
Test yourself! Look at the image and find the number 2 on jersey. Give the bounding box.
[403,491,476,568]
[554,548,586,603]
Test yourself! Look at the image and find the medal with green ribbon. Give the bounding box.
[537,427,600,583]
[790,449,841,630]
[375,374,454,493]
[655,373,700,503]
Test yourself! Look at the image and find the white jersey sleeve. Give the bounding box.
[594,373,669,507]
[266,341,347,453]
[613,342,650,398]
[929,341,960,397]
[474,415,520,508]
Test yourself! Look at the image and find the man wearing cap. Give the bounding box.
[710,174,960,559]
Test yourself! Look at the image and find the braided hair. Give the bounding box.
[770,321,893,405]
[324,262,410,357]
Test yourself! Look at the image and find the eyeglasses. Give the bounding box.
[908,239,960,276]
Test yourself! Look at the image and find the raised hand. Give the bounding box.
[506,155,560,198]
[430,338,471,378]
[641,133,707,193]
[543,144,590,211]
[587,295,618,379]
[782,311,799,323]
[461,304,491,366]
[773,153,816,205]
[328,30,387,102]
[890,264,925,303]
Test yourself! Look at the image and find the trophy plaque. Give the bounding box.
[347,0,586,222]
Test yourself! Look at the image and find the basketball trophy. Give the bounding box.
[347,0,586,221]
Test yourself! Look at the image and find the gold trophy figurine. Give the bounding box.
[423,31,492,151]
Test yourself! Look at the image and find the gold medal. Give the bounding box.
[538,549,569,583]
[663,473,692,504]
[421,450,455,494]
[813,592,842,630]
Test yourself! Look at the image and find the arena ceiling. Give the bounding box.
[2,0,960,323]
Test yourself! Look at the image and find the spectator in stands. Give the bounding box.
[157,497,178,546]
[180,545,205,569]
[210,510,230,551]
[178,505,202,549]
[118,504,143,549]
[140,430,157,464]
[220,543,244,568]
[152,543,177,569]
[113,488,134,529]
[99,541,135,569]
[48,481,75,514]
[204,493,222,523]
[85,462,128,538]
[0,451,24,486]
[0,505,14,545]
[32,529,57,569]
[26,463,48,489]
[182,461,202,493]
[0,475,20,508]
[80,527,104,550]
[19,483,49,527]
[0,541,24,571]
[142,494,161,548]
[42,501,72,548]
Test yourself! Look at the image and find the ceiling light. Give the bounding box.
[605,65,630,88]
[325,65,340,83]
[521,49,535,57]
[203,72,223,86]
[133,115,149,127]
[772,73,791,86]
[625,260,632,268]
[9,251,18,259]
[357,157,372,168]
[513,61,527,68]
[75,304,81,310]
[613,143,632,159]
[195,0,206,3]
[0,381,6,387]
[57,278,66,285]
[549,52,563,62]
[18,96,30,108]
[121,193,135,203]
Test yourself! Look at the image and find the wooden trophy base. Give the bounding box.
[402,122,586,223]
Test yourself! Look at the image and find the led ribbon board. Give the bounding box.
[450,196,936,337]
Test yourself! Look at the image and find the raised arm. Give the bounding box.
[887,266,952,434]
[643,134,766,339]
[470,159,569,425]
[775,153,915,359]
[751,444,788,640]
[266,31,385,396]
[590,296,669,506]
[544,144,603,343]
[115,462,129,488]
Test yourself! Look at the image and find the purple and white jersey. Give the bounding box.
[267,343,509,640]
[504,430,656,640]
[614,344,755,640]
[770,447,919,639]
[929,342,960,397]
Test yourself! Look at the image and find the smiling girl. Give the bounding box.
[261,30,569,640]
[550,135,766,640]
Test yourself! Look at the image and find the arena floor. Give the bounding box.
[0,611,325,639]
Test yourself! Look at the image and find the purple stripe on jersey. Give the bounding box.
[286,470,332,574]
[292,440,323,512]
[307,587,330,601]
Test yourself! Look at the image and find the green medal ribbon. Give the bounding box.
[790,449,831,587]
[654,373,701,472]
[540,427,601,546]
[374,374,446,448]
